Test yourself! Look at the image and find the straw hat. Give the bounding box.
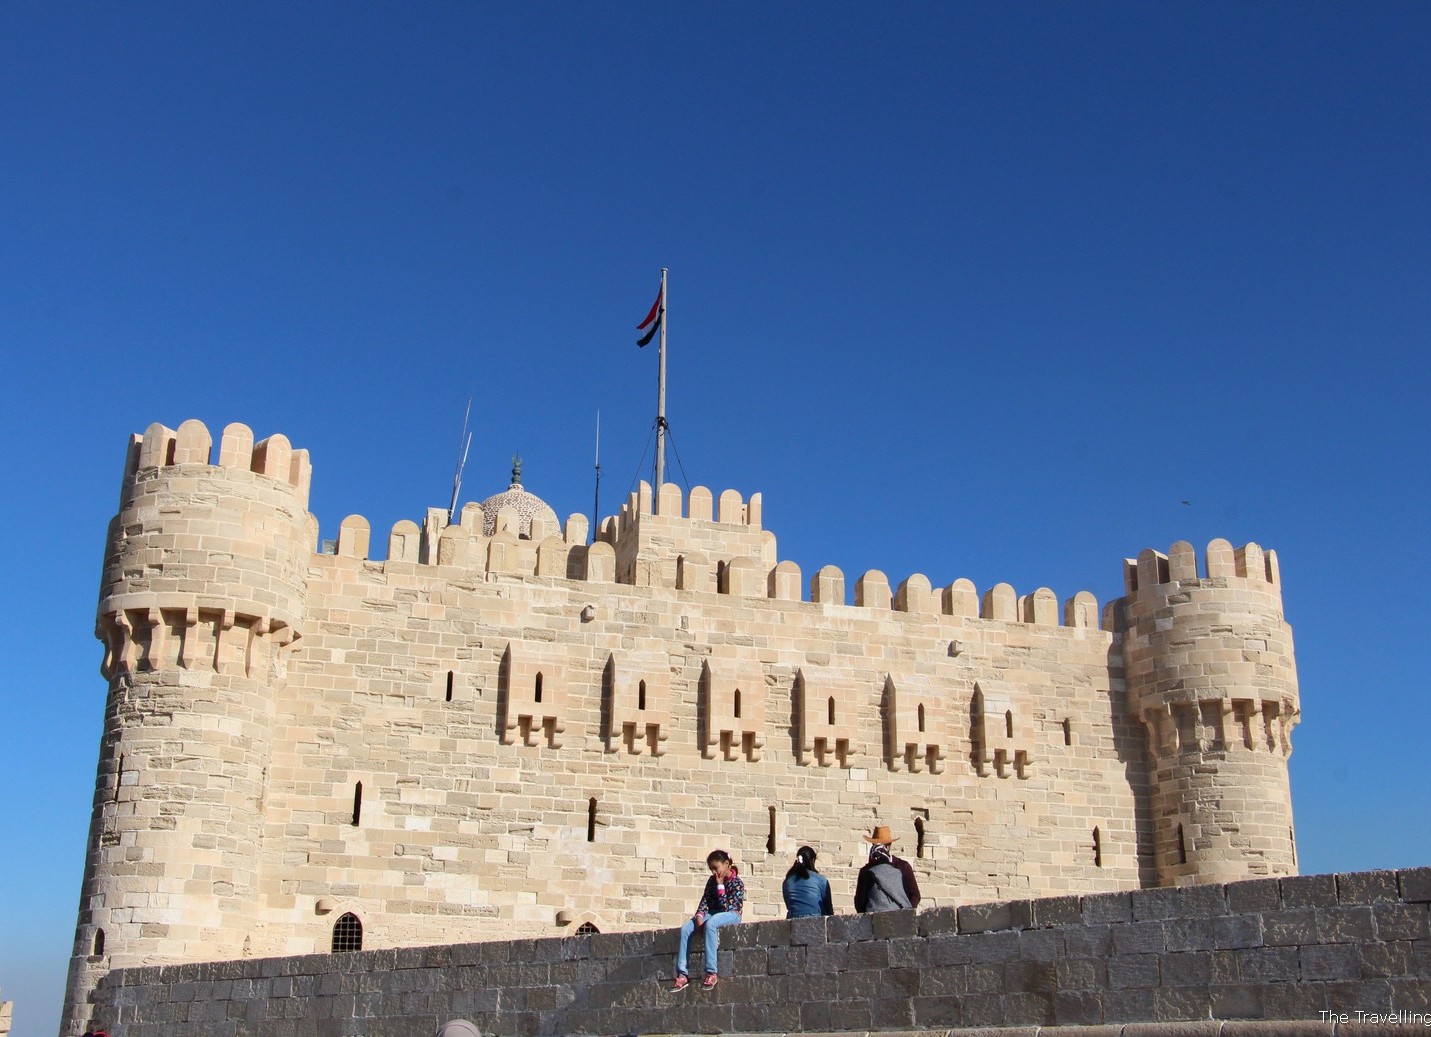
[864,825,896,845]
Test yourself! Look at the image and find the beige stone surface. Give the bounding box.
[62,417,1304,1035]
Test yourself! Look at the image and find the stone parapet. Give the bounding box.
[82,868,1431,1037]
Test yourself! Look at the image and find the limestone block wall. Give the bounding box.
[80,868,1431,1037]
[250,537,1145,960]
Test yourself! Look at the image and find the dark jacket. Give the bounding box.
[854,854,921,912]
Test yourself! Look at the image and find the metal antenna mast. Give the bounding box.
[592,410,602,543]
[447,397,473,523]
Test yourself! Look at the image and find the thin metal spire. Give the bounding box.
[592,410,602,543]
[447,397,473,523]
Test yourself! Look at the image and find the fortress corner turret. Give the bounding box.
[1120,539,1300,887]
[63,419,314,1035]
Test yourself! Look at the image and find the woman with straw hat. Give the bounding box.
[853,825,921,913]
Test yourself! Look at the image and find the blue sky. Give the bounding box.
[3,3,1429,1033]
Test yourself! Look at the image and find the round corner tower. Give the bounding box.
[62,418,314,1035]
[1120,538,1300,887]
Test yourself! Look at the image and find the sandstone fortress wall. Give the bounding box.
[63,418,1302,1033]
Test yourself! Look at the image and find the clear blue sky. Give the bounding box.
[3,4,1429,1033]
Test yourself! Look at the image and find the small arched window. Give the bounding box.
[638,680,647,711]
[1093,827,1103,867]
[446,671,454,702]
[827,697,836,725]
[1005,710,1014,738]
[93,928,106,956]
[766,806,777,854]
[351,782,363,827]
[733,688,742,719]
[1062,718,1072,746]
[917,703,926,733]
[1177,824,1189,865]
[534,672,544,704]
[575,921,600,936]
[332,912,363,952]
[587,798,597,842]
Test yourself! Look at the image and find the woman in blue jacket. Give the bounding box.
[781,844,833,918]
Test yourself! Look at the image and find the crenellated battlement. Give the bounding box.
[331,501,1108,634]
[1122,538,1281,596]
[608,481,765,530]
[121,418,312,507]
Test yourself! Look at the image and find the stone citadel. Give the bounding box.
[63,417,1301,1032]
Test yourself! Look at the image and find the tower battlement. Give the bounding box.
[1122,538,1281,595]
[121,418,312,504]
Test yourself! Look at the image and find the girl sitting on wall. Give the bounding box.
[671,849,745,990]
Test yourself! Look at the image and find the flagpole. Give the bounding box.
[655,267,668,491]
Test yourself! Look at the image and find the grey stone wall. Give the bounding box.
[82,869,1431,1037]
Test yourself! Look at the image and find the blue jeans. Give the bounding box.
[674,911,740,976]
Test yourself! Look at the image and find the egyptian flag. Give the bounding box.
[636,282,663,347]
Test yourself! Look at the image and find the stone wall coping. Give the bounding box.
[99,865,1431,992]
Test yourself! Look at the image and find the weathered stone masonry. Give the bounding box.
[86,869,1431,1036]
[66,418,1303,1033]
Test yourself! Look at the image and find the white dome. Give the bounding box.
[477,457,558,539]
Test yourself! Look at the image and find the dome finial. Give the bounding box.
[510,453,523,488]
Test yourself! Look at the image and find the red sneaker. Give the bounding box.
[702,973,718,990]
[670,974,690,992]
